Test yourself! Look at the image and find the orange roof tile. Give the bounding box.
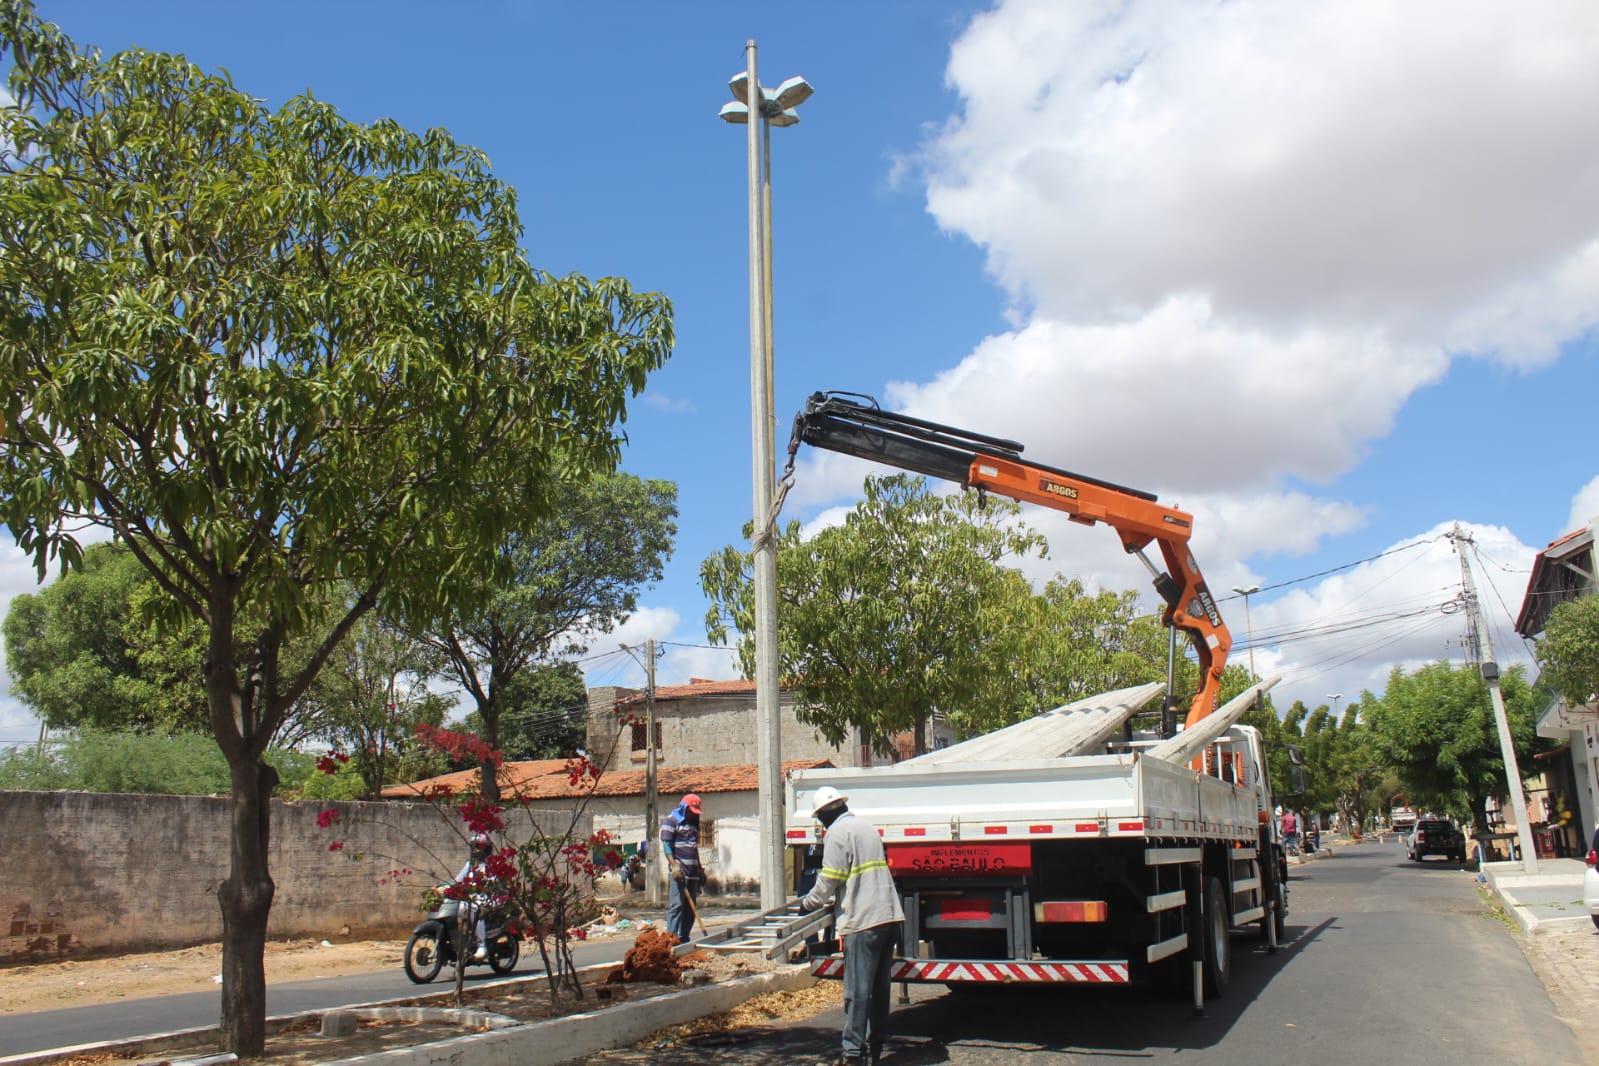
[382,757,832,802]
[379,758,570,799]
[612,678,757,707]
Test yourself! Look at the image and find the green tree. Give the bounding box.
[1361,660,1542,833]
[992,577,1170,726]
[461,661,589,761]
[2,541,209,733]
[0,743,70,789]
[0,7,671,1053]
[1533,595,1599,708]
[0,729,315,795]
[702,474,1047,754]
[294,613,452,798]
[420,473,676,799]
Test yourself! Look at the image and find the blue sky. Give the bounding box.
[4,1,1598,747]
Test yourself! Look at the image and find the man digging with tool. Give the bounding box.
[660,792,705,943]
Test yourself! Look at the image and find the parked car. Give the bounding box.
[1406,818,1467,863]
[1584,827,1599,930]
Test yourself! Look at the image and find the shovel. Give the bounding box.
[679,875,709,940]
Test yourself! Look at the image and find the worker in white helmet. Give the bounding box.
[798,785,904,1066]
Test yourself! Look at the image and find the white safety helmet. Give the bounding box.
[809,786,848,817]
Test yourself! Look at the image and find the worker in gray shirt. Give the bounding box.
[798,786,904,1066]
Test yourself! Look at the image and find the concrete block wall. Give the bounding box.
[586,688,856,772]
[0,791,588,961]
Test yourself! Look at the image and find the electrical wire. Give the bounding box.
[1219,535,1445,600]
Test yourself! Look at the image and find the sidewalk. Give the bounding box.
[1478,856,1591,935]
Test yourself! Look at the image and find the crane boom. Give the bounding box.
[787,391,1232,727]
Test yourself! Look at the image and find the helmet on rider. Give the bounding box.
[470,833,492,860]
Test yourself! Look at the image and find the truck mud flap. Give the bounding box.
[811,955,1130,985]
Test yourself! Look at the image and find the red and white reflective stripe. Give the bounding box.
[892,822,1154,839]
[811,956,1129,984]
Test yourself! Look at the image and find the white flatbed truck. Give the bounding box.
[786,679,1286,1010]
[778,393,1288,1011]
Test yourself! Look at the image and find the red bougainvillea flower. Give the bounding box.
[327,841,345,852]
[315,750,351,775]
[460,798,506,835]
[316,808,341,828]
[415,723,504,769]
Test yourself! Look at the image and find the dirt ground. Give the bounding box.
[0,935,839,1066]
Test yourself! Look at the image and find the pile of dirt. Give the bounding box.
[605,928,682,985]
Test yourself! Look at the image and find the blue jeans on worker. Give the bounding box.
[666,875,701,942]
[842,922,898,1061]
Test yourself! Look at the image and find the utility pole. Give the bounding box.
[622,640,664,905]
[644,638,661,906]
[1452,524,1538,872]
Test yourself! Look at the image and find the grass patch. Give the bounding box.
[1475,885,1517,931]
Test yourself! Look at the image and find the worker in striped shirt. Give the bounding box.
[798,786,905,1066]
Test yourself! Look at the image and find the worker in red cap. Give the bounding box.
[660,793,704,942]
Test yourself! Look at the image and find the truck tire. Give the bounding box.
[1256,848,1287,943]
[1259,872,1287,943]
[1203,877,1230,998]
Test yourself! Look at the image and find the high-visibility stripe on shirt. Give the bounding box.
[799,812,905,937]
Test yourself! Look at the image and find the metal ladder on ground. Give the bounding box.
[694,902,834,961]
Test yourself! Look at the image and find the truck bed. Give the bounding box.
[788,750,1259,846]
[788,682,1273,847]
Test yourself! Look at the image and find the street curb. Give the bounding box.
[324,965,818,1066]
[1492,886,1594,937]
[0,961,818,1066]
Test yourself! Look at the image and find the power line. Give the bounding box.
[1220,535,1445,600]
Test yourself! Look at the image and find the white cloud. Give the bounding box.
[642,393,697,415]
[0,543,49,744]
[1247,521,1537,713]
[929,0,1599,360]
[771,2,1583,714]
[580,605,739,689]
[1565,476,1599,536]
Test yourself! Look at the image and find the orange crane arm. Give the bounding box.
[788,392,1231,728]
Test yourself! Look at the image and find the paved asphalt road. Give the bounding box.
[6,844,1585,1065]
[0,927,647,1058]
[583,838,1586,1066]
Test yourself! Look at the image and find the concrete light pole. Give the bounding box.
[1451,524,1538,873]
[720,42,813,910]
[1231,585,1260,679]
[1328,693,1343,716]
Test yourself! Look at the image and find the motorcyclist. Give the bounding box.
[452,833,495,960]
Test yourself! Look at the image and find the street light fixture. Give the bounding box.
[1231,585,1260,679]
[720,41,812,911]
[1328,693,1344,715]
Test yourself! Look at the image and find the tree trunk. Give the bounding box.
[913,712,929,757]
[217,756,278,1056]
[479,691,502,802]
